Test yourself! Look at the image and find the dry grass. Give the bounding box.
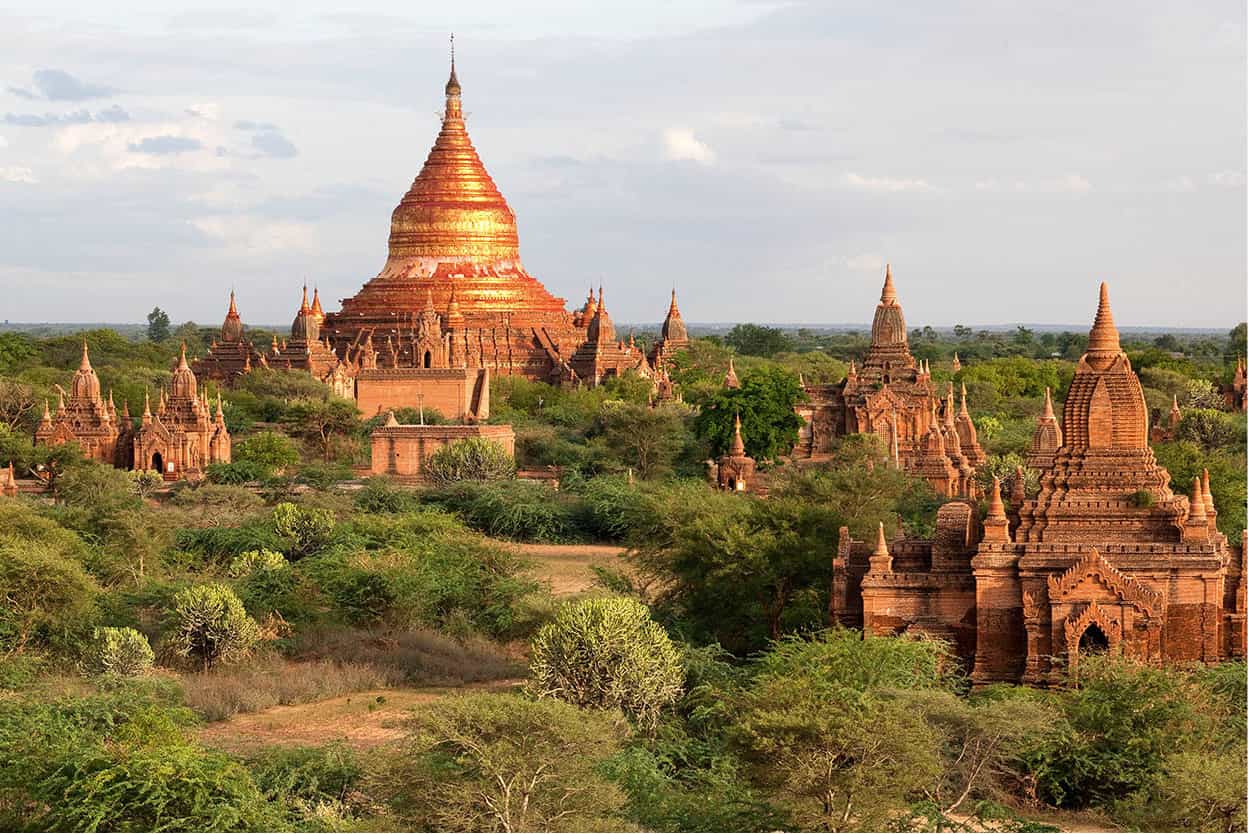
[182,658,395,722]
[292,626,522,685]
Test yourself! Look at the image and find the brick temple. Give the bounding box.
[794,265,985,497]
[832,283,1245,682]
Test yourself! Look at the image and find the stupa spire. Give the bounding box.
[1086,281,1121,354]
[227,289,239,316]
[178,342,189,370]
[987,476,1007,521]
[725,357,740,389]
[881,263,896,303]
[299,284,310,313]
[80,338,92,371]
[1042,387,1055,420]
[959,383,970,416]
[730,412,745,456]
[874,522,890,557]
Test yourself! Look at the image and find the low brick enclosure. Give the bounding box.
[369,420,515,480]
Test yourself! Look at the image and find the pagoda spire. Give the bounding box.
[142,389,151,419]
[299,284,310,313]
[725,357,740,389]
[80,338,92,371]
[868,521,893,573]
[959,382,970,416]
[311,287,324,319]
[881,263,897,303]
[227,289,239,316]
[177,342,189,370]
[982,475,1011,542]
[1086,281,1121,354]
[444,33,463,118]
[729,412,746,456]
[1042,387,1055,420]
[987,476,1007,521]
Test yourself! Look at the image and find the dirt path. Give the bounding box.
[503,541,630,595]
[198,679,523,753]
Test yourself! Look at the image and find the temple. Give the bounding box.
[832,283,1245,682]
[35,341,132,468]
[133,345,232,479]
[794,265,983,497]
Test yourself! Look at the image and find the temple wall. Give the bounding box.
[369,424,515,479]
[356,368,488,420]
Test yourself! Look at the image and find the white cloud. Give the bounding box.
[0,135,8,149]
[662,127,716,165]
[190,215,318,254]
[845,172,932,193]
[0,166,37,183]
[186,103,222,121]
[845,254,884,272]
[1209,170,1246,188]
[973,175,1089,194]
[1056,174,1091,193]
[1163,175,1196,192]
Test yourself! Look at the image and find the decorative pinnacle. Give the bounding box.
[80,338,92,371]
[873,521,890,558]
[1202,468,1216,514]
[300,284,310,312]
[987,476,1007,520]
[959,382,969,416]
[1042,387,1055,420]
[880,263,897,303]
[142,389,151,417]
[730,411,745,456]
[1087,281,1121,354]
[227,289,239,316]
[178,342,189,369]
[1188,476,1207,522]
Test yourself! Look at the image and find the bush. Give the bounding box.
[355,477,421,514]
[0,696,282,831]
[228,548,289,578]
[294,462,354,489]
[205,459,271,484]
[87,626,155,677]
[272,501,335,559]
[580,475,652,541]
[529,596,684,727]
[234,431,301,472]
[0,535,98,654]
[430,480,577,542]
[169,584,260,671]
[372,693,629,831]
[423,436,517,486]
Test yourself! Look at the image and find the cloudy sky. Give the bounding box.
[1,1,1244,328]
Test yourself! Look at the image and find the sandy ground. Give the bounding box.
[198,680,524,753]
[504,541,631,595]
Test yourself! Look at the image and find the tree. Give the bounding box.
[595,400,691,479]
[1226,322,1247,363]
[693,366,805,461]
[375,694,629,832]
[127,469,164,500]
[146,307,171,342]
[1175,408,1245,453]
[234,430,301,473]
[281,398,361,461]
[724,323,795,357]
[529,596,684,727]
[170,584,260,671]
[0,379,36,431]
[423,437,517,486]
[0,536,98,654]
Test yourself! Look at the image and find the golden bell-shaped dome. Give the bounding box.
[385,60,520,264]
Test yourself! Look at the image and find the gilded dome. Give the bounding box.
[385,63,520,264]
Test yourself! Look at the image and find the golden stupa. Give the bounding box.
[326,52,571,332]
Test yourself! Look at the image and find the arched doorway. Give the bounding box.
[423,350,432,369]
[151,451,164,474]
[1078,623,1110,655]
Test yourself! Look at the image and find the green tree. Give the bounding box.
[0,536,98,654]
[169,584,260,671]
[724,323,795,357]
[146,307,171,342]
[281,398,361,461]
[424,436,517,486]
[374,693,629,832]
[234,430,301,473]
[529,596,684,727]
[595,400,691,479]
[693,366,805,461]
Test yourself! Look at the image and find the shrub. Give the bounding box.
[580,475,652,541]
[0,697,282,831]
[272,501,335,559]
[355,477,421,514]
[529,596,684,727]
[205,459,271,484]
[234,430,301,472]
[431,480,577,542]
[87,626,155,677]
[423,436,516,486]
[372,693,629,832]
[295,462,354,489]
[170,584,260,671]
[247,745,364,812]
[0,535,98,654]
[228,548,290,578]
